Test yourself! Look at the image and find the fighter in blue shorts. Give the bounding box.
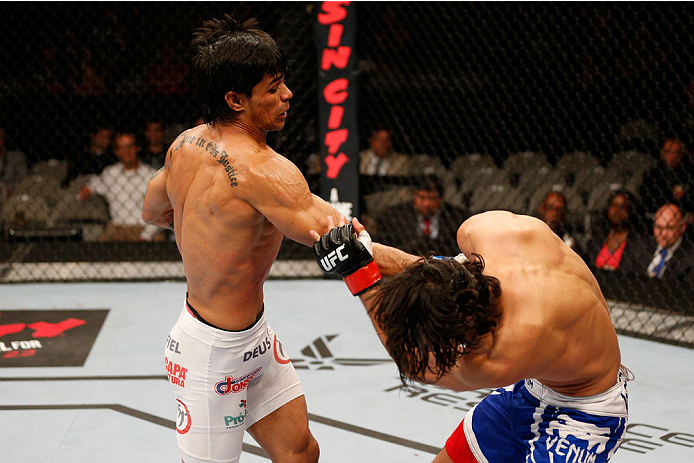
[311,211,631,462]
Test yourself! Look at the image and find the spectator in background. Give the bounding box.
[79,132,162,241]
[622,203,693,280]
[639,138,693,216]
[0,125,29,196]
[375,174,469,256]
[64,125,115,187]
[359,128,410,176]
[536,191,584,256]
[586,189,642,272]
[140,120,167,169]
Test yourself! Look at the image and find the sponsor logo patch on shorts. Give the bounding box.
[214,367,262,395]
[176,399,192,434]
[224,400,247,429]
[243,336,271,362]
[273,334,291,365]
[165,356,187,387]
[166,335,182,354]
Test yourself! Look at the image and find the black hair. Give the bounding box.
[191,15,288,124]
[414,174,444,197]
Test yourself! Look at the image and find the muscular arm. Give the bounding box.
[245,154,342,246]
[142,166,174,229]
[371,243,420,276]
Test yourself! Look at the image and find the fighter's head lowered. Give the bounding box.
[368,254,500,385]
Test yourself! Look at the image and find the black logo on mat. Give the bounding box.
[292,334,391,370]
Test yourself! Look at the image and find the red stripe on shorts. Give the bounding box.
[445,419,478,463]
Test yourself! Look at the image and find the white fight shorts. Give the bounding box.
[165,301,304,463]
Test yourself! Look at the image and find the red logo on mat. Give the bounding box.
[0,319,86,338]
[0,310,107,367]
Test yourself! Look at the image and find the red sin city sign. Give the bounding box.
[316,1,359,218]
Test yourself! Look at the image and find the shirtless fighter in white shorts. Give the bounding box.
[143,15,343,462]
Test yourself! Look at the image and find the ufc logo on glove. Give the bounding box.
[313,223,381,296]
[319,244,348,271]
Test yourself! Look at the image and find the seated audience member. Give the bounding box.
[0,125,29,196]
[639,138,693,215]
[64,125,115,186]
[359,128,410,176]
[79,132,162,242]
[586,190,642,272]
[140,120,167,169]
[536,190,584,256]
[621,203,693,280]
[375,174,470,256]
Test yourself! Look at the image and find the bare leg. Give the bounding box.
[432,447,455,462]
[247,395,319,462]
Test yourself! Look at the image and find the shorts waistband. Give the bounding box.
[177,299,267,345]
[524,367,629,417]
[186,296,264,333]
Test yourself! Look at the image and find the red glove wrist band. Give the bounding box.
[344,261,382,296]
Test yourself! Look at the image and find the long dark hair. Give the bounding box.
[369,253,500,386]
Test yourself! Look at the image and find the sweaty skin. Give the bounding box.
[331,211,621,398]
[143,76,341,331]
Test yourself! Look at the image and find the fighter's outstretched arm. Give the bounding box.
[370,242,420,277]
[310,216,419,276]
[309,216,415,359]
[244,154,342,247]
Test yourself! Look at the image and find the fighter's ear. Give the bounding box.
[225,91,245,112]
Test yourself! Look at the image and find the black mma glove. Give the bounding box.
[313,223,381,296]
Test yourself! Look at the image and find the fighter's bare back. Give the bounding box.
[448,211,621,397]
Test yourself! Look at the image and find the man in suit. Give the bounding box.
[536,190,585,258]
[623,203,693,280]
[359,128,411,176]
[375,174,469,256]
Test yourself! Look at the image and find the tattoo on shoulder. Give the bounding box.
[170,132,238,188]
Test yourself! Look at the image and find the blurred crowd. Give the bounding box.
[4,119,691,287]
[312,128,694,285]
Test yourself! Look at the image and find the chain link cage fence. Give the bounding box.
[1,3,692,347]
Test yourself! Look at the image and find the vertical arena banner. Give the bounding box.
[316,1,359,218]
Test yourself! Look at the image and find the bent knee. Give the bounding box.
[306,436,320,462]
[289,435,319,463]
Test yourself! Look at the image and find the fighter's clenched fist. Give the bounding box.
[310,217,381,296]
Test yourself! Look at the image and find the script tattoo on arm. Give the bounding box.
[170,132,238,188]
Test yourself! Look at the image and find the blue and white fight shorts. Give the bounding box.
[462,367,629,463]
